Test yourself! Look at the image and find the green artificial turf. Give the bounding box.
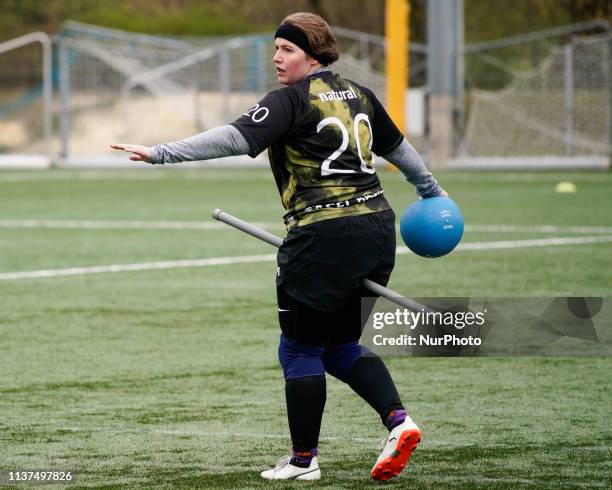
[0,168,610,488]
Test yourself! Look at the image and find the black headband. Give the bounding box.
[275,23,329,65]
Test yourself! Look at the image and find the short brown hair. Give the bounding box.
[282,12,339,66]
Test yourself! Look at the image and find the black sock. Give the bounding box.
[285,375,326,453]
[341,355,404,425]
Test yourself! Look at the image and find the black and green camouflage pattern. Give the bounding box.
[269,73,390,230]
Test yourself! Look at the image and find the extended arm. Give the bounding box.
[151,125,250,164]
[382,139,445,198]
[112,87,295,163]
[111,125,250,164]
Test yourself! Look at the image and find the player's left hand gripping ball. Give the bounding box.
[400,196,464,258]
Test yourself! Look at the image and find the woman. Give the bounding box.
[112,12,445,482]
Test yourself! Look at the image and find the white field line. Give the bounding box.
[59,427,612,453]
[0,172,162,182]
[0,219,279,230]
[0,170,607,184]
[0,254,277,281]
[450,234,612,252]
[0,171,272,183]
[466,224,612,234]
[61,426,378,443]
[1,219,612,234]
[395,234,612,255]
[1,235,611,282]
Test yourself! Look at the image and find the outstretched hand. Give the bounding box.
[110,144,153,163]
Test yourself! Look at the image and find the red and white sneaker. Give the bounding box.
[370,416,421,481]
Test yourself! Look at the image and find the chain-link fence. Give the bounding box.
[458,31,611,167]
[0,32,52,161]
[2,19,609,168]
[0,21,428,165]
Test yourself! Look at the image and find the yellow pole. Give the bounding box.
[385,0,408,135]
[406,0,410,135]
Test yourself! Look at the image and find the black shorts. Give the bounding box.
[276,209,396,346]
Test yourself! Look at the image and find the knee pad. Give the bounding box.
[278,334,325,381]
[322,342,373,380]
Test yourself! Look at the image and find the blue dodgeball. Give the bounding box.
[400,196,464,258]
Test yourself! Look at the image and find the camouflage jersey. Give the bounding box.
[231,70,403,230]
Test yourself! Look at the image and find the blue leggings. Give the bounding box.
[278,333,372,381]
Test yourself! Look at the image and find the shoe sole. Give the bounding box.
[370,428,421,481]
[260,469,321,481]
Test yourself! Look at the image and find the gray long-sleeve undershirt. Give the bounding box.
[381,139,442,197]
[150,125,441,197]
[150,125,249,164]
